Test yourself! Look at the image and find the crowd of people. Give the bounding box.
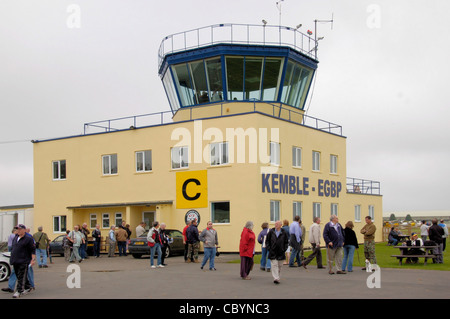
[2,215,447,297]
[239,215,378,284]
[388,218,447,264]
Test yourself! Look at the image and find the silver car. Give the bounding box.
[0,252,11,282]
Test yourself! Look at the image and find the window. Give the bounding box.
[171,146,189,169]
[270,142,280,166]
[206,58,223,102]
[293,201,302,219]
[270,200,281,222]
[355,205,361,222]
[136,150,152,172]
[52,160,66,180]
[90,214,97,229]
[368,205,375,221]
[312,151,320,171]
[330,155,338,174]
[292,147,302,168]
[211,202,230,224]
[226,56,244,101]
[261,58,283,101]
[331,203,338,216]
[102,213,110,229]
[245,57,264,100]
[281,60,313,109]
[313,202,321,219]
[210,142,229,166]
[53,215,67,233]
[115,213,123,227]
[102,154,118,175]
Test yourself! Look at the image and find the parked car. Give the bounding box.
[49,234,94,256]
[0,252,11,282]
[128,229,185,259]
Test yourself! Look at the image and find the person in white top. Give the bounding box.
[420,220,430,241]
[302,217,324,269]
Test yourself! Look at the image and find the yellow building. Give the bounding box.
[32,23,382,252]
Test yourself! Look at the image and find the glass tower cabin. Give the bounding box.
[158,23,319,114]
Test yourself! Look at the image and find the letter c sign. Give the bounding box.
[176,170,208,208]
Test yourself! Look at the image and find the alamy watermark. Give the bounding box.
[171,120,280,174]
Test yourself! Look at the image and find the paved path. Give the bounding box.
[1,253,449,300]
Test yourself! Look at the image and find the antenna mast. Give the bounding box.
[313,13,334,59]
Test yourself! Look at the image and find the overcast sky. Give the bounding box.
[1,0,449,212]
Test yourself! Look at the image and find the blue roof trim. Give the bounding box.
[159,44,318,76]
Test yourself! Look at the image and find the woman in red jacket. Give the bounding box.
[239,221,256,280]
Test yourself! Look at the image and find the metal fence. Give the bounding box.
[346,177,381,195]
[158,23,318,69]
[83,101,342,136]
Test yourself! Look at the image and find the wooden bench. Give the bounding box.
[391,245,439,265]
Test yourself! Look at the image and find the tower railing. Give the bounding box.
[346,177,381,195]
[83,101,342,136]
[158,23,318,70]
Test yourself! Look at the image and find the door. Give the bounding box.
[142,211,155,231]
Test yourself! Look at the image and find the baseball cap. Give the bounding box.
[14,224,26,229]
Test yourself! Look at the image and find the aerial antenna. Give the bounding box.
[313,13,334,59]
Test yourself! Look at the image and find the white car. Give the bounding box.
[0,252,11,282]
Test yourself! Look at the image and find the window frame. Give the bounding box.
[355,205,361,222]
[330,154,338,174]
[270,200,281,222]
[52,160,66,180]
[292,146,302,168]
[171,146,189,170]
[313,202,321,219]
[90,214,97,229]
[312,151,321,172]
[136,150,153,173]
[53,215,67,233]
[211,201,231,224]
[331,203,338,217]
[368,205,375,221]
[210,142,229,166]
[102,154,118,175]
[270,142,280,166]
[293,201,302,219]
[102,213,110,229]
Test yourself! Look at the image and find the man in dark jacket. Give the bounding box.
[429,219,444,263]
[323,215,346,275]
[10,224,36,298]
[265,220,289,284]
[186,220,200,263]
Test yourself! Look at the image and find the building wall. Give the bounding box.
[33,107,382,251]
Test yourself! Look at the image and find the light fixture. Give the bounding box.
[318,36,324,41]
[296,24,302,30]
[262,19,267,26]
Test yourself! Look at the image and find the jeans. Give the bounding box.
[201,247,216,269]
[36,248,47,266]
[289,245,302,267]
[260,247,271,270]
[150,243,162,266]
[342,245,356,271]
[93,241,101,257]
[79,243,87,259]
[8,265,34,290]
[118,241,127,256]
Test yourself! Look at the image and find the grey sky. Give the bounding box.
[1,0,449,212]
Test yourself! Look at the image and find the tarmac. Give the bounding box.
[1,252,449,302]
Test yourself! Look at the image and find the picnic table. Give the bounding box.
[391,245,439,265]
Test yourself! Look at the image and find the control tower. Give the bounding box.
[158,23,318,114]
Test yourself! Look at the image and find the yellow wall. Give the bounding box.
[33,104,382,250]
